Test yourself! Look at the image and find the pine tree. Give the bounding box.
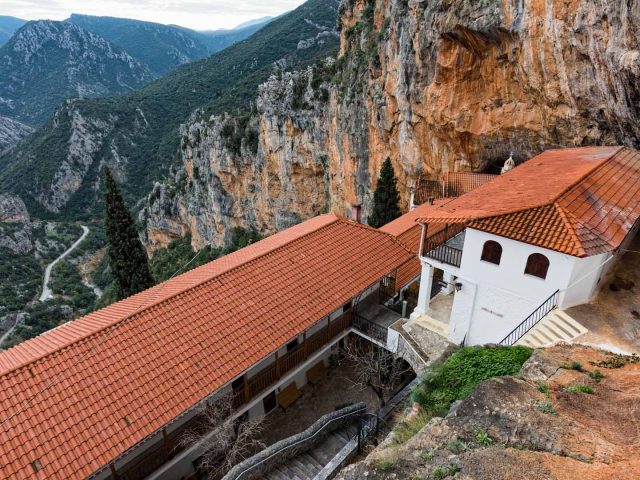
[368,158,402,228]
[103,167,154,300]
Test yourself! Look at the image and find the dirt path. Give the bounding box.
[39,225,89,302]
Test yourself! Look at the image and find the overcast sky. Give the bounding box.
[1,0,307,31]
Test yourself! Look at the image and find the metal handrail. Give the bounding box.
[499,290,560,346]
[225,404,367,480]
[352,313,388,344]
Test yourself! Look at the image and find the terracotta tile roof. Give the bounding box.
[380,200,454,290]
[416,146,640,256]
[0,214,414,480]
[413,172,497,205]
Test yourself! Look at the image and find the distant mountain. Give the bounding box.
[0,20,154,125]
[231,16,275,30]
[197,17,275,54]
[0,0,340,218]
[0,116,32,154]
[67,15,209,76]
[67,14,274,76]
[0,16,26,47]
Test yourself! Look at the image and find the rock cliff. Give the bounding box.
[0,116,32,154]
[143,0,640,251]
[337,345,640,480]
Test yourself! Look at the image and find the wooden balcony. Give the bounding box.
[422,224,465,268]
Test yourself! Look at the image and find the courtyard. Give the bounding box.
[567,235,640,353]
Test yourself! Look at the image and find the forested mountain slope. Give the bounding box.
[0,20,154,125]
[0,0,340,218]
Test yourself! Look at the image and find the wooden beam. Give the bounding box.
[243,375,250,403]
[303,331,308,359]
[110,463,119,480]
[162,428,171,456]
[275,351,280,379]
[326,317,331,342]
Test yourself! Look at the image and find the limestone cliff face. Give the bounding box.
[143,0,640,251]
[141,69,333,250]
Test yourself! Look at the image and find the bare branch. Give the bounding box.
[342,335,412,408]
[178,390,265,478]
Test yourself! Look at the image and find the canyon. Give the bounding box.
[142,0,640,251]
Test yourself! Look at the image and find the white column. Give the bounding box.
[410,263,434,319]
[443,271,455,295]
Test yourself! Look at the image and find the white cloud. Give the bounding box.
[1,0,307,30]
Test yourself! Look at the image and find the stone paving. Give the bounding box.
[567,234,640,354]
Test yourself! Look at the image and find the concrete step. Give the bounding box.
[516,309,588,348]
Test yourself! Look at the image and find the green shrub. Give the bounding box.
[537,383,550,394]
[561,361,583,371]
[564,384,594,394]
[392,412,430,445]
[536,400,556,415]
[588,370,605,382]
[474,428,493,446]
[411,346,533,417]
[420,449,436,461]
[446,438,468,454]
[430,463,461,480]
[374,455,397,471]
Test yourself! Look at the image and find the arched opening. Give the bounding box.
[480,240,503,265]
[525,253,550,279]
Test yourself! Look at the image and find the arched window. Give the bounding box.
[525,253,550,279]
[481,240,503,265]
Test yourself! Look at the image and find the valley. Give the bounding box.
[2,0,640,349]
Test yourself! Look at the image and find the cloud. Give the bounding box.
[1,0,306,30]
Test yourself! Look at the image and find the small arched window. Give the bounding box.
[481,240,503,265]
[525,253,550,279]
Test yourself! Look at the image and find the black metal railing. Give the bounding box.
[499,290,560,346]
[422,224,465,268]
[352,313,388,344]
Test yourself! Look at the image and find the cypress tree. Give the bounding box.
[368,158,402,228]
[103,167,154,300]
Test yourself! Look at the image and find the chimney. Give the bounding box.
[427,196,435,205]
[351,204,362,223]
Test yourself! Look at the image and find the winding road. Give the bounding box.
[39,225,90,302]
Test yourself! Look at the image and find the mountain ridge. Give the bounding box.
[0,20,154,125]
[0,0,341,218]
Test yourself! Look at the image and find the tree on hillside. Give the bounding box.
[368,158,402,228]
[103,167,154,300]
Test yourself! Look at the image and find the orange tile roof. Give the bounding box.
[416,146,640,256]
[0,214,414,480]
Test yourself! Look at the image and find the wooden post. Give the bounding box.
[162,428,171,456]
[110,463,119,480]
[275,351,280,379]
[326,317,331,342]
[243,375,250,403]
[303,331,308,359]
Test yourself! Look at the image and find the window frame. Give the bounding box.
[480,240,503,265]
[524,253,550,280]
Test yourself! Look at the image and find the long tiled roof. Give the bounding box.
[0,214,414,480]
[416,146,640,256]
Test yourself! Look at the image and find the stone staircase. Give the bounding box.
[516,309,588,348]
[261,424,359,480]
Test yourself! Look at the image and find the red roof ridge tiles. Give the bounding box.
[0,214,349,377]
[415,146,640,257]
[0,214,416,479]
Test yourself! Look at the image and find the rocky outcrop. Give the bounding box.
[143,0,640,251]
[336,345,640,480]
[141,68,334,250]
[0,20,153,124]
[0,194,32,254]
[0,116,32,154]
